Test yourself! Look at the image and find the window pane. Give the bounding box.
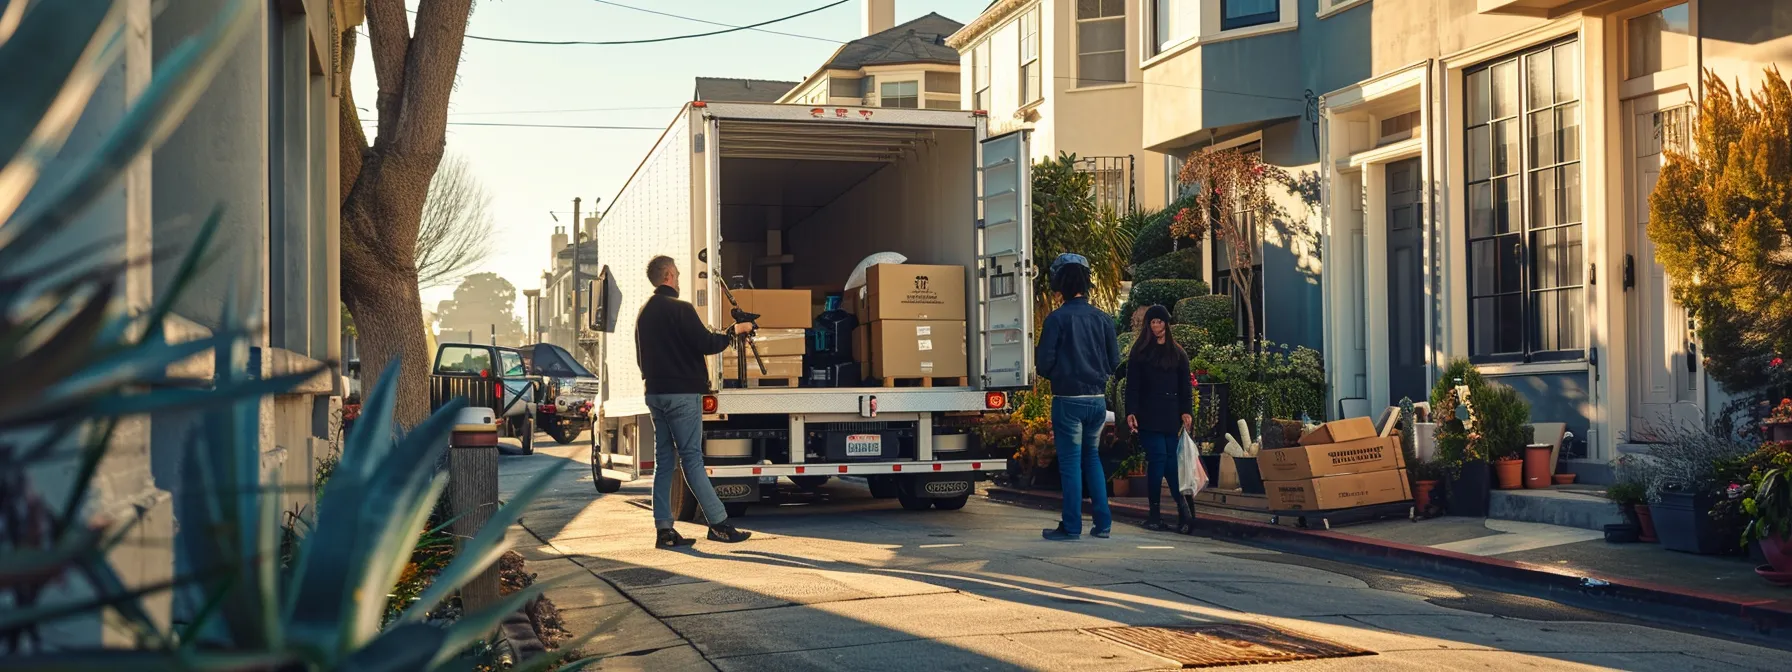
[1561,163,1581,224]
[1078,0,1102,19]
[1533,287,1584,351]
[1470,182,1495,238]
[1224,0,1277,18]
[1558,105,1582,164]
[1492,61,1520,119]
[1531,226,1581,289]
[1628,4,1689,78]
[1498,294,1526,353]
[1493,118,1518,176]
[1467,69,1491,126]
[1473,298,1497,355]
[1473,296,1526,356]
[1079,53,1125,87]
[1495,176,1520,235]
[1472,237,1522,295]
[1079,19,1126,54]
[1554,41,1579,102]
[1467,125,1491,181]
[1531,167,1558,229]
[1529,109,1557,167]
[1527,50,1553,109]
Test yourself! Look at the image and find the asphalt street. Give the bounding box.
[498,440,1790,671]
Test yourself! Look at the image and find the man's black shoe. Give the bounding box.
[656,528,695,548]
[707,523,752,543]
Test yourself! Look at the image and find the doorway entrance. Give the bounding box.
[1624,99,1697,440]
[1386,158,1426,405]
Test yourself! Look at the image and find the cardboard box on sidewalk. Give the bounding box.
[733,289,812,329]
[1299,417,1378,446]
[1266,469,1411,511]
[1260,436,1406,481]
[865,264,965,321]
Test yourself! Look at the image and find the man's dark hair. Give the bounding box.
[647,256,676,285]
[1050,262,1091,298]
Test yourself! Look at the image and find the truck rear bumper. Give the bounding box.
[700,459,997,479]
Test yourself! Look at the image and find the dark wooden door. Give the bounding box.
[1386,158,1426,405]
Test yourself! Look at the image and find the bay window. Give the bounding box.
[880,80,919,108]
[1464,38,1583,361]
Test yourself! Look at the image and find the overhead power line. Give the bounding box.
[590,0,844,44]
[359,119,660,130]
[462,0,848,46]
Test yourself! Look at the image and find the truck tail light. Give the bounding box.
[985,392,1007,409]
[541,404,557,414]
[701,395,718,414]
[494,382,502,401]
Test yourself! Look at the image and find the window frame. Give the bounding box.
[1018,8,1041,104]
[1220,0,1280,31]
[1075,0,1126,88]
[1463,36,1586,364]
[972,39,991,110]
[879,79,920,108]
[1147,0,1197,58]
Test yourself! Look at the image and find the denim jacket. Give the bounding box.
[1035,297,1120,397]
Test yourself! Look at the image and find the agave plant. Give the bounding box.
[2,0,605,668]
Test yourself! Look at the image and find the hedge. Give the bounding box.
[1129,279,1209,311]
[1131,246,1202,282]
[1129,196,1197,265]
[1174,295,1234,348]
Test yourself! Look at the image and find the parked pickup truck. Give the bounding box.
[526,343,598,445]
[429,342,539,454]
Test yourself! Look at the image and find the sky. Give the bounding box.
[352,0,992,327]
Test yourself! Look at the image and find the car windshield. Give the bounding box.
[437,346,491,374]
[499,350,525,377]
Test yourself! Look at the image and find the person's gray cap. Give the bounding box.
[1050,253,1088,276]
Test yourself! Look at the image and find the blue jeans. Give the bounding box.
[646,394,729,529]
[1138,430,1181,513]
[1052,396,1112,535]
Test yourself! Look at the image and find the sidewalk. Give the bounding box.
[987,485,1792,641]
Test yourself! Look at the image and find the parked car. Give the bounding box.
[429,342,538,454]
[527,343,598,445]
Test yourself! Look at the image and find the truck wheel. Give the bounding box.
[545,423,575,445]
[724,502,750,519]
[591,440,621,494]
[508,417,534,455]
[790,475,830,492]
[932,494,970,511]
[867,476,901,499]
[670,466,699,523]
[897,493,932,511]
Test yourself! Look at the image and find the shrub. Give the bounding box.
[1132,247,1202,282]
[1474,383,1533,461]
[1130,279,1209,311]
[1430,358,1494,476]
[1129,197,1197,265]
[1189,342,1326,425]
[1170,325,1208,355]
[1625,424,1757,501]
[1174,295,1235,348]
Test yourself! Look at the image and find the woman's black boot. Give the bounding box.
[1176,496,1196,534]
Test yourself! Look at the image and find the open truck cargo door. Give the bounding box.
[976,129,1033,390]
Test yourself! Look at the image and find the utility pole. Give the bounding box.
[572,197,583,334]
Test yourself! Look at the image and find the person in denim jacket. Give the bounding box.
[1035,253,1121,541]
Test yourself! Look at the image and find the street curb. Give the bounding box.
[986,486,1792,640]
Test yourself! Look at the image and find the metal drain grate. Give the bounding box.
[603,567,679,588]
[1086,624,1374,668]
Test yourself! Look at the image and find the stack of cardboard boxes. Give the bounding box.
[848,264,968,382]
[1259,417,1411,511]
[725,289,811,382]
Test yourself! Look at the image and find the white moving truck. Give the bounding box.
[587,102,1034,519]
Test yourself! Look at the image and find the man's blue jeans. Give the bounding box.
[646,394,729,529]
[1052,396,1112,535]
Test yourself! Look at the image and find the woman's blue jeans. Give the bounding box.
[1138,430,1181,514]
[1051,396,1112,535]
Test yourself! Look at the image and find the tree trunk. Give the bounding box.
[342,219,432,428]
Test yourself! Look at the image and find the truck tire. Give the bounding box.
[670,466,699,522]
[790,475,830,492]
[867,476,901,499]
[508,417,534,455]
[932,494,970,511]
[591,439,621,494]
[897,493,933,511]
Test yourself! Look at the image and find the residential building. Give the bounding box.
[776,1,965,110]
[1289,0,1791,480]
[23,0,358,643]
[694,77,800,103]
[947,0,1168,214]
[538,217,601,370]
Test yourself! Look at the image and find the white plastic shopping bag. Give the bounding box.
[1179,430,1208,496]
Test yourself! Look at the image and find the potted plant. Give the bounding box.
[1410,458,1445,516]
[1431,359,1497,515]
[1639,426,1755,554]
[1743,462,1792,573]
[1476,384,1532,490]
[1767,398,1792,443]
[1607,479,1655,542]
[1112,451,1145,497]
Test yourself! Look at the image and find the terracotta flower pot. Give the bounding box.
[1635,504,1659,543]
[1553,473,1577,485]
[1413,480,1439,513]
[1523,445,1553,489]
[1493,458,1525,490]
[1112,479,1131,497]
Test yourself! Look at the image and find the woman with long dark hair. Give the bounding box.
[1125,305,1195,533]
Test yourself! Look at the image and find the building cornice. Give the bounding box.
[945,0,1035,50]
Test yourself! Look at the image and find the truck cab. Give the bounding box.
[429,342,538,454]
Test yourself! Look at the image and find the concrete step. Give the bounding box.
[1488,486,1624,532]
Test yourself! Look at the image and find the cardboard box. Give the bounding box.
[721,354,804,379]
[1265,469,1411,511]
[1299,416,1378,446]
[851,325,868,362]
[725,328,807,358]
[1259,436,1406,481]
[865,264,966,321]
[733,289,812,329]
[869,320,966,379]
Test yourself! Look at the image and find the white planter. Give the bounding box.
[1415,422,1439,462]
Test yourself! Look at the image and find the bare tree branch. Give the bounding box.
[394,1,472,157]
[338,29,366,210]
[415,153,494,290]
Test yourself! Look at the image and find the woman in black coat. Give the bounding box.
[1124,304,1195,533]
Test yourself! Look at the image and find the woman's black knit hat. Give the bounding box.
[1143,304,1173,326]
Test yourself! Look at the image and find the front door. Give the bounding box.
[1626,101,1697,440]
[1386,158,1426,405]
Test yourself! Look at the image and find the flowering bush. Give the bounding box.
[1769,398,1792,423]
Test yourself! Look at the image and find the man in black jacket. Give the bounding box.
[637,255,753,547]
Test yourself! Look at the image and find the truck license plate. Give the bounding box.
[844,434,882,457]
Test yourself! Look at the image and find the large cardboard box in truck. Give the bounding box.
[587,102,1038,518]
